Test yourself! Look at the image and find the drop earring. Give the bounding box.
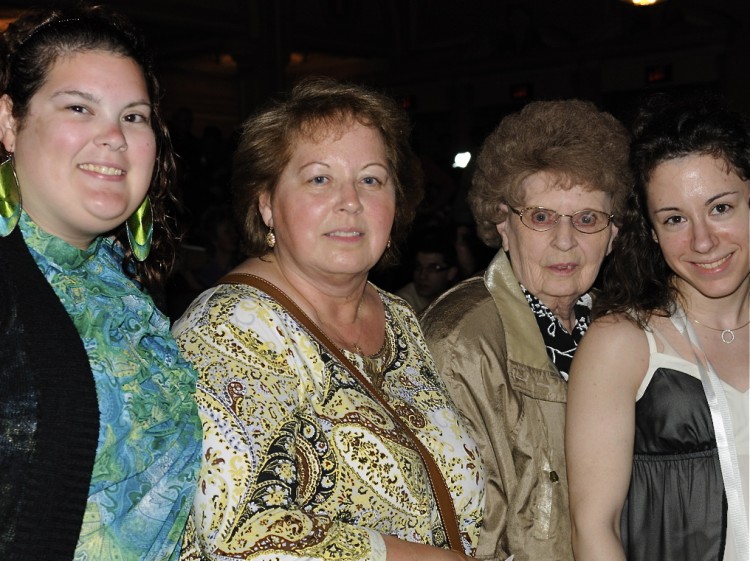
[0,155,22,237]
[126,196,153,261]
[265,227,276,248]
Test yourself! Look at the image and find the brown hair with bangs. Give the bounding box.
[231,76,424,267]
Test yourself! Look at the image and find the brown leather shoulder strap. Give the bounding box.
[218,272,463,552]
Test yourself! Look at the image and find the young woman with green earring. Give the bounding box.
[0,6,201,561]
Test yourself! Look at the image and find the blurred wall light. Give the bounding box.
[453,152,472,169]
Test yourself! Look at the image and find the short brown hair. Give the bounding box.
[232,76,423,266]
[470,99,632,247]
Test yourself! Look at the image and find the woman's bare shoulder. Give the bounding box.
[586,312,646,343]
[571,312,650,389]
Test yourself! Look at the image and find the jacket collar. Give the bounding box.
[484,250,568,402]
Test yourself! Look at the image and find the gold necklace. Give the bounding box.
[359,328,396,390]
[691,316,750,344]
[319,298,365,354]
[346,299,366,354]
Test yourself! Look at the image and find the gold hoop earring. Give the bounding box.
[126,196,153,261]
[265,227,276,248]
[0,155,22,237]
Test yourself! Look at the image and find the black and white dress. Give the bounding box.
[619,322,748,561]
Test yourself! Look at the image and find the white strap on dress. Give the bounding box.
[671,306,749,561]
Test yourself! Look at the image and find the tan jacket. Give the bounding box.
[420,250,573,561]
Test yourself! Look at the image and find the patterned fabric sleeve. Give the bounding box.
[174,287,385,561]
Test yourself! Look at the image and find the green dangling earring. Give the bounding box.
[0,155,22,237]
[126,196,153,261]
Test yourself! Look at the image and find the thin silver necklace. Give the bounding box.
[691,316,750,344]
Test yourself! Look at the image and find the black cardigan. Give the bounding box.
[0,227,99,561]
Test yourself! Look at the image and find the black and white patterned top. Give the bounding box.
[520,284,591,381]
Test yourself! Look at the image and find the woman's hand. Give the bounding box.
[382,535,477,561]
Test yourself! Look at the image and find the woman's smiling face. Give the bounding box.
[259,121,396,284]
[1,49,155,249]
[647,153,750,302]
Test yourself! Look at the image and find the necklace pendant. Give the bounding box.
[691,316,749,344]
[721,329,735,344]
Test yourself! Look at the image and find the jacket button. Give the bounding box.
[549,470,559,482]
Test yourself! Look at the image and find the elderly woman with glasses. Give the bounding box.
[420,100,631,561]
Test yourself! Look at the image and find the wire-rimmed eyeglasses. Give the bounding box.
[508,206,614,234]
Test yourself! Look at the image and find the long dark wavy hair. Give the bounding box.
[593,93,750,326]
[0,5,180,295]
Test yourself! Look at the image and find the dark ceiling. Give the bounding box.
[2,1,746,80]
[1,0,748,144]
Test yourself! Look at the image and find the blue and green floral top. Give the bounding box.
[20,213,202,561]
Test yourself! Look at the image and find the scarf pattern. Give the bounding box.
[520,284,591,381]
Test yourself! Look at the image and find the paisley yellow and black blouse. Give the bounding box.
[174,282,485,561]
